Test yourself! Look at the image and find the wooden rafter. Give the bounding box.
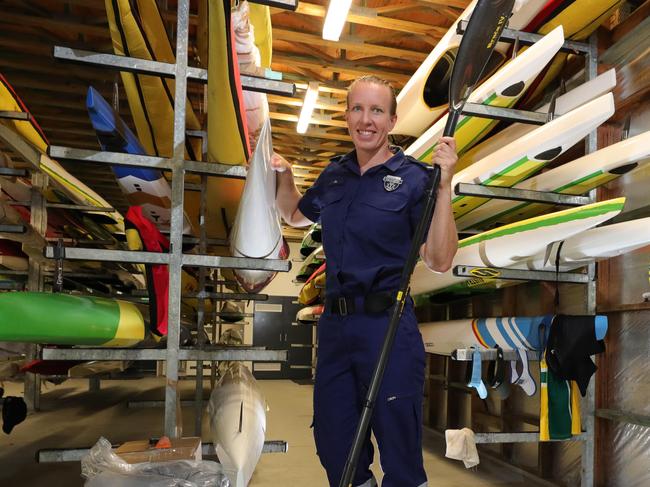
[273,28,429,62]
[278,2,448,37]
[272,52,412,84]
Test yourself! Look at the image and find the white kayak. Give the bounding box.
[433,217,650,296]
[230,119,289,293]
[410,197,626,296]
[393,0,548,136]
[524,217,650,272]
[405,25,565,160]
[456,130,650,230]
[449,92,615,221]
[457,68,617,171]
[208,361,267,487]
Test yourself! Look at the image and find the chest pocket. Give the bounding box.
[362,187,409,212]
[320,179,346,208]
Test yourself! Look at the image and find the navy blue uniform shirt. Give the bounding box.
[298,148,432,297]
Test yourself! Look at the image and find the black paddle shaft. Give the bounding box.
[337,1,515,485]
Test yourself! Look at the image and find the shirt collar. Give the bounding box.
[333,146,405,174]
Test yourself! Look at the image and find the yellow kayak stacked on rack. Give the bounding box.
[105,0,272,242]
[0,74,124,232]
[104,0,201,160]
[519,0,624,106]
[203,0,253,241]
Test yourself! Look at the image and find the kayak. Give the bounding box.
[411,197,625,297]
[230,120,289,293]
[419,314,607,354]
[0,73,123,230]
[0,292,146,347]
[457,68,617,172]
[393,0,549,137]
[104,0,201,160]
[449,93,615,221]
[456,130,650,230]
[86,86,194,236]
[405,26,565,160]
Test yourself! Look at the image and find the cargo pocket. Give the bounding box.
[383,393,423,458]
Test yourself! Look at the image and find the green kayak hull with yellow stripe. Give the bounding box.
[449,93,615,222]
[0,292,145,347]
[411,197,625,298]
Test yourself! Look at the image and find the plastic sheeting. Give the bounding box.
[606,422,650,487]
[600,311,650,487]
[81,437,230,487]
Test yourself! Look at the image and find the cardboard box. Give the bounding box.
[115,437,202,464]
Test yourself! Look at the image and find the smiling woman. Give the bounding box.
[345,76,398,174]
[272,74,460,486]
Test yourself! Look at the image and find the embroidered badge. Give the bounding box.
[383,175,403,192]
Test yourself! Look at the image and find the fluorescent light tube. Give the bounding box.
[296,82,320,134]
[322,0,352,41]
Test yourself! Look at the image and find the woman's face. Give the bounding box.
[345,82,397,154]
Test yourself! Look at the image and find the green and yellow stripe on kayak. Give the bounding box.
[0,75,124,229]
[406,26,565,162]
[410,197,626,297]
[458,197,626,249]
[0,292,146,347]
[482,171,622,226]
[454,129,650,231]
[449,93,615,221]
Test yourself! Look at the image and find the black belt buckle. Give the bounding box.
[338,297,348,316]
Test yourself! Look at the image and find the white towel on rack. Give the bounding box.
[445,427,480,469]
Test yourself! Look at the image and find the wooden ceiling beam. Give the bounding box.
[273,140,350,153]
[273,125,351,142]
[374,3,428,15]
[268,94,346,112]
[273,53,411,84]
[273,28,428,62]
[277,136,351,150]
[270,111,347,128]
[1,11,109,39]
[416,0,470,10]
[285,2,446,37]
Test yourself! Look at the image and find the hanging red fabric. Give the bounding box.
[125,206,170,335]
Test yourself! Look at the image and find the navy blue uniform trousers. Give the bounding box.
[313,301,427,486]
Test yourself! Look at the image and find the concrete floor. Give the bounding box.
[0,377,541,486]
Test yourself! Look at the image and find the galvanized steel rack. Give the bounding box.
[423,31,600,487]
[6,0,298,439]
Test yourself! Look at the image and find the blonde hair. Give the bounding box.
[346,75,397,116]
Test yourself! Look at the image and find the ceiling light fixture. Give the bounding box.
[322,0,352,42]
[296,81,320,134]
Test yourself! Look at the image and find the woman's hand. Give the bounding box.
[271,152,292,173]
[433,136,458,188]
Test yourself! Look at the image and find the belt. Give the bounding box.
[325,292,395,316]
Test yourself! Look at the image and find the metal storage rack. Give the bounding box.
[2,0,300,439]
[422,25,601,487]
